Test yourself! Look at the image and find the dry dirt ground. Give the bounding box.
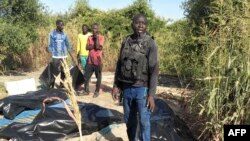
[0,67,199,141]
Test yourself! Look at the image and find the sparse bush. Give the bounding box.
[0,22,31,69]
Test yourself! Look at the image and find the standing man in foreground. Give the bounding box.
[83,23,105,98]
[48,19,75,88]
[112,14,159,141]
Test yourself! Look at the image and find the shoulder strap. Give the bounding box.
[122,35,131,46]
[141,34,153,48]
[122,34,153,49]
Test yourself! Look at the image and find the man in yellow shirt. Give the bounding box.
[77,24,92,71]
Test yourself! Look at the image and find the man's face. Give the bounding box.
[132,16,147,35]
[92,25,99,35]
[82,26,88,34]
[57,22,64,32]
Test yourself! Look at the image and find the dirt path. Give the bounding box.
[0,67,198,140]
[0,67,192,115]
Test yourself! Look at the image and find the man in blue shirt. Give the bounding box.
[48,19,74,88]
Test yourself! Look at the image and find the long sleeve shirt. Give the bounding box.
[114,33,159,96]
[48,30,71,58]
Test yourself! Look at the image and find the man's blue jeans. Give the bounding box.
[123,86,151,141]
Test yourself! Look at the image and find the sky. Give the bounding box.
[40,0,185,21]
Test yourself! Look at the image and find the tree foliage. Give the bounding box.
[63,0,171,71]
[0,0,44,24]
[0,0,46,70]
[0,0,174,72]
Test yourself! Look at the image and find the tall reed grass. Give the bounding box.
[189,1,250,140]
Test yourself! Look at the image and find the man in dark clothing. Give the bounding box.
[112,14,159,141]
[82,23,105,98]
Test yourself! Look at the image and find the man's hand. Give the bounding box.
[69,52,81,71]
[112,87,120,101]
[147,95,155,112]
[93,34,98,40]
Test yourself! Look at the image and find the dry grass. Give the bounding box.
[61,59,83,141]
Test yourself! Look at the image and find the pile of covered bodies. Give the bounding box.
[0,89,196,141]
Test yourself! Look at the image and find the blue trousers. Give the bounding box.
[123,87,151,141]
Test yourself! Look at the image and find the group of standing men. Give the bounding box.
[47,13,159,141]
[48,20,104,98]
[76,23,105,97]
